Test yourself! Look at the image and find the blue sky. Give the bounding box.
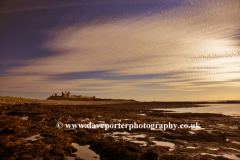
[0,0,240,101]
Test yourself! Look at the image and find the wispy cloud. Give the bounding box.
[0,0,179,13]
[1,0,240,100]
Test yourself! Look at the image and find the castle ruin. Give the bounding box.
[52,90,71,98]
[48,91,135,102]
[62,90,71,98]
[51,91,98,100]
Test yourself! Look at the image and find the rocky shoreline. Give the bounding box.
[0,102,240,160]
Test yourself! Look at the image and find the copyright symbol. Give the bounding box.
[56,122,63,129]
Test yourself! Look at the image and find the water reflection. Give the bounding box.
[152,104,240,116]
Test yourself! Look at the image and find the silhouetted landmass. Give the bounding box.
[47,95,137,102]
[47,90,137,102]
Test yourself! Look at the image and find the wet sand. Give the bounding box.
[0,101,240,160]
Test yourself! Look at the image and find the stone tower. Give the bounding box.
[62,91,66,97]
[67,91,71,97]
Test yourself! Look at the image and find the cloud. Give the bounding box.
[1,0,240,94]
[0,0,181,13]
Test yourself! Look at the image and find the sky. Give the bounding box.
[0,0,240,101]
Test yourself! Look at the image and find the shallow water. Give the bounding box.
[152,104,240,116]
[191,126,205,130]
[188,131,196,134]
[110,132,150,146]
[128,134,146,138]
[207,147,218,150]
[20,117,28,120]
[98,121,105,124]
[152,141,175,148]
[111,132,177,148]
[232,141,240,145]
[131,140,148,146]
[186,146,196,149]
[112,131,130,136]
[201,153,240,160]
[81,118,90,121]
[67,143,100,160]
[111,119,122,122]
[24,134,44,141]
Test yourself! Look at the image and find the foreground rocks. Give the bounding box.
[0,102,240,160]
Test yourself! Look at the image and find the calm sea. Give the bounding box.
[153,104,240,116]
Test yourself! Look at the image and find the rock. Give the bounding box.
[194,154,230,160]
[140,151,159,160]
[29,115,45,121]
[63,145,78,155]
[164,132,226,142]
[1,128,16,134]
[42,137,61,145]
[89,137,115,153]
[73,130,104,144]
[158,153,192,160]
[90,139,143,160]
[7,111,23,115]
[49,145,66,157]
[195,132,226,142]
[100,145,141,160]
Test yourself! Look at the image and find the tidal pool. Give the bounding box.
[152,140,175,148]
[67,143,100,160]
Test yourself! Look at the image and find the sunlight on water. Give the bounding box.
[153,104,240,116]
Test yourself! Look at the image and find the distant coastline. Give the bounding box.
[0,96,239,106]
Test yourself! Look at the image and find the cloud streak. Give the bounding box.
[1,0,240,100]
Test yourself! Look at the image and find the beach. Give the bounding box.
[1,101,240,160]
